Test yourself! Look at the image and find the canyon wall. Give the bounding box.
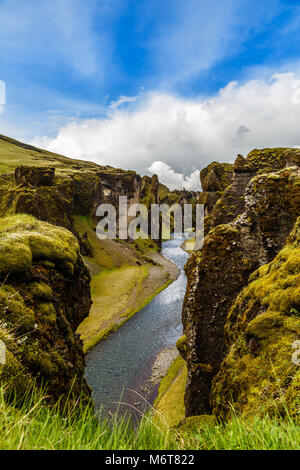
[182,148,300,418]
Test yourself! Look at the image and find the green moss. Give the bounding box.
[25,350,59,378]
[235,148,290,173]
[0,349,30,398]
[0,214,79,275]
[200,162,234,192]
[131,238,159,254]
[154,356,187,427]
[212,217,300,420]
[27,283,53,301]
[0,285,35,333]
[176,335,187,357]
[36,303,56,325]
[155,356,186,406]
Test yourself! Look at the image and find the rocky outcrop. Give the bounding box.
[15,166,55,187]
[198,162,234,234]
[182,148,300,418]
[0,165,143,235]
[211,217,300,420]
[0,170,75,231]
[0,214,92,403]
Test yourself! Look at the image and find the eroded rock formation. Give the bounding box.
[182,149,300,418]
[0,215,92,403]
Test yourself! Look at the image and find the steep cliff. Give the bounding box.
[182,148,300,418]
[0,214,91,402]
[211,217,300,420]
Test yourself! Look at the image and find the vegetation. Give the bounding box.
[212,217,300,420]
[78,265,149,351]
[0,214,79,276]
[0,134,126,176]
[0,381,299,450]
[154,356,187,427]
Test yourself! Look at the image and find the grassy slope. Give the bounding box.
[0,382,299,450]
[78,265,149,351]
[154,356,187,427]
[0,134,125,175]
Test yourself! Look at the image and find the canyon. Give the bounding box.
[0,134,299,428]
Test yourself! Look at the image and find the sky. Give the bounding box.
[1,0,300,189]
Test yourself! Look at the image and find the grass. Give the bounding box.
[0,382,299,450]
[0,134,112,177]
[154,356,185,406]
[77,265,149,352]
[154,357,187,427]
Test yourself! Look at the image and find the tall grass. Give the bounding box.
[0,383,299,450]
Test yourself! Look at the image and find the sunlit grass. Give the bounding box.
[0,383,299,450]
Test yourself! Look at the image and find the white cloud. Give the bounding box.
[148,161,200,191]
[33,72,300,190]
[109,95,139,110]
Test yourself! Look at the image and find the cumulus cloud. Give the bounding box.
[33,72,300,190]
[148,161,200,191]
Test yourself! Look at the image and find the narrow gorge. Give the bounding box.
[0,134,299,434]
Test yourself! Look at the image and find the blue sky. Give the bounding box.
[1,0,300,188]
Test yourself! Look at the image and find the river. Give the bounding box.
[85,237,188,418]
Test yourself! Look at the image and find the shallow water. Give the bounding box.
[85,237,188,417]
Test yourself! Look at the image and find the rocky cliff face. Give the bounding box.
[211,217,300,420]
[0,214,91,403]
[0,165,143,234]
[182,148,300,418]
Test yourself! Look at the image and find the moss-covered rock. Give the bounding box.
[0,214,79,276]
[183,158,300,418]
[197,162,234,233]
[176,335,187,359]
[207,148,300,233]
[15,166,55,187]
[211,218,300,421]
[0,215,92,403]
[200,162,234,192]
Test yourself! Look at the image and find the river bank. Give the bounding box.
[78,250,180,352]
[74,215,180,352]
[84,238,188,418]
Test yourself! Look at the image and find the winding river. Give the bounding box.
[85,237,188,418]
